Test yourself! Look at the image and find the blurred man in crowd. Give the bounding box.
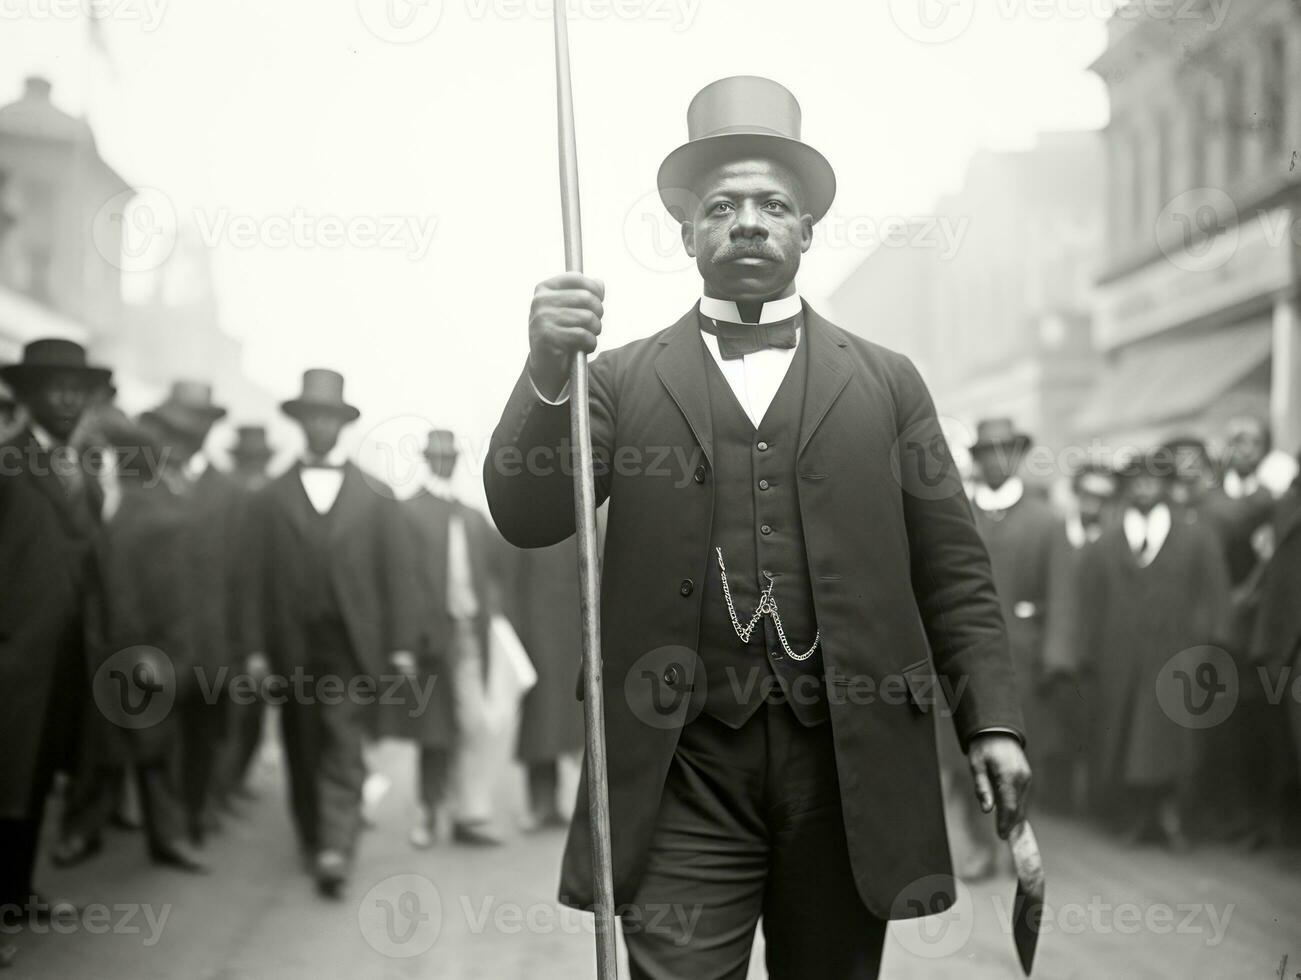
[1164,436,1216,512]
[140,381,244,848]
[0,380,18,443]
[1069,448,1229,851]
[392,429,507,849]
[245,369,417,898]
[0,339,110,917]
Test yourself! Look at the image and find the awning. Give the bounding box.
[1074,320,1273,438]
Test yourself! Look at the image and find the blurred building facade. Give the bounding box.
[829,132,1104,455]
[0,75,272,439]
[1084,0,1301,452]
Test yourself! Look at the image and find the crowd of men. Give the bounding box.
[953,413,1301,877]
[3,332,1301,929]
[0,338,584,919]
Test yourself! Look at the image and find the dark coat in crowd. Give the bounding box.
[378,490,504,747]
[245,462,418,678]
[485,305,1023,917]
[0,430,99,819]
[510,538,586,764]
[1250,484,1301,786]
[1200,483,1276,647]
[184,466,248,679]
[1072,511,1230,788]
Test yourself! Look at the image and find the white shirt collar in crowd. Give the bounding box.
[298,447,348,514]
[974,476,1025,514]
[30,422,59,451]
[1222,468,1261,500]
[184,452,209,482]
[425,472,458,502]
[1123,503,1172,567]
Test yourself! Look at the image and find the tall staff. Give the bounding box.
[551,6,619,978]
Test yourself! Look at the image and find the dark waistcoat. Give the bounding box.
[290,483,345,626]
[697,326,827,727]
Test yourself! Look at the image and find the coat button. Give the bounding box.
[760,524,773,535]
[757,441,770,452]
[758,479,770,490]
[679,579,694,597]
[694,465,706,484]
[663,665,680,686]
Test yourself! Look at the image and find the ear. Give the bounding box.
[798,213,814,254]
[680,220,697,258]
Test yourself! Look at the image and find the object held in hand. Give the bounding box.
[1009,819,1045,975]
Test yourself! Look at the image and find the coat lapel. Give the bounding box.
[797,305,853,457]
[654,305,714,467]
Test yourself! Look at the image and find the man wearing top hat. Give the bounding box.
[485,77,1029,977]
[139,381,247,846]
[383,429,509,849]
[0,339,111,919]
[245,369,418,897]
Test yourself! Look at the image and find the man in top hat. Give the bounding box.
[383,429,509,849]
[1064,448,1230,850]
[138,381,247,847]
[0,379,18,443]
[214,424,277,809]
[245,369,418,897]
[485,76,1028,977]
[0,338,111,919]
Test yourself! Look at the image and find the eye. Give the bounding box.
[711,201,734,215]
[763,200,787,213]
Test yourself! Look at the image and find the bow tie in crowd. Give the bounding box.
[699,315,799,360]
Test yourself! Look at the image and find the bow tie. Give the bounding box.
[699,314,799,361]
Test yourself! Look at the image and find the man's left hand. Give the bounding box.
[968,733,1032,839]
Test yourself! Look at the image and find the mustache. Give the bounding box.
[716,242,782,261]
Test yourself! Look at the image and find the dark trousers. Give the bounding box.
[279,617,368,858]
[0,817,42,907]
[418,747,452,810]
[177,694,226,840]
[527,760,561,818]
[622,701,886,980]
[60,735,186,855]
[219,697,266,797]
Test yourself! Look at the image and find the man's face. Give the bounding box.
[426,451,457,480]
[1127,474,1166,512]
[680,159,813,303]
[297,409,346,458]
[972,446,1020,490]
[22,370,92,442]
[1226,418,1268,476]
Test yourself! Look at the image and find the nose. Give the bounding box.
[730,200,768,241]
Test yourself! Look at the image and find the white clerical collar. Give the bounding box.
[1222,469,1261,499]
[974,476,1025,513]
[301,447,348,469]
[699,291,803,325]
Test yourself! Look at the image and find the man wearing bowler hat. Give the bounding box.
[0,339,110,920]
[485,77,1029,977]
[140,381,247,846]
[245,369,418,897]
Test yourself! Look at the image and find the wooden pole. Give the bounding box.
[552,7,620,979]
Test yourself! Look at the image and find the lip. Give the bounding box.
[726,255,776,265]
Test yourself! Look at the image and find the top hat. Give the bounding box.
[657,76,837,223]
[0,338,112,391]
[1118,446,1180,482]
[424,428,458,459]
[141,380,227,438]
[280,369,360,422]
[970,418,1032,454]
[229,425,274,462]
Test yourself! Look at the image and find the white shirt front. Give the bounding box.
[1222,469,1261,500]
[697,293,803,428]
[973,476,1025,514]
[1123,503,1172,567]
[426,474,479,619]
[299,448,348,515]
[532,291,805,428]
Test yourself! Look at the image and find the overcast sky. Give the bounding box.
[1,0,1109,487]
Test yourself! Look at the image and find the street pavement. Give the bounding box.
[3,735,1299,979]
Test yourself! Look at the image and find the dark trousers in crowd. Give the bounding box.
[177,694,227,842]
[419,747,452,811]
[0,816,43,908]
[60,742,188,859]
[527,761,562,821]
[278,616,368,859]
[219,698,266,801]
[622,700,886,980]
